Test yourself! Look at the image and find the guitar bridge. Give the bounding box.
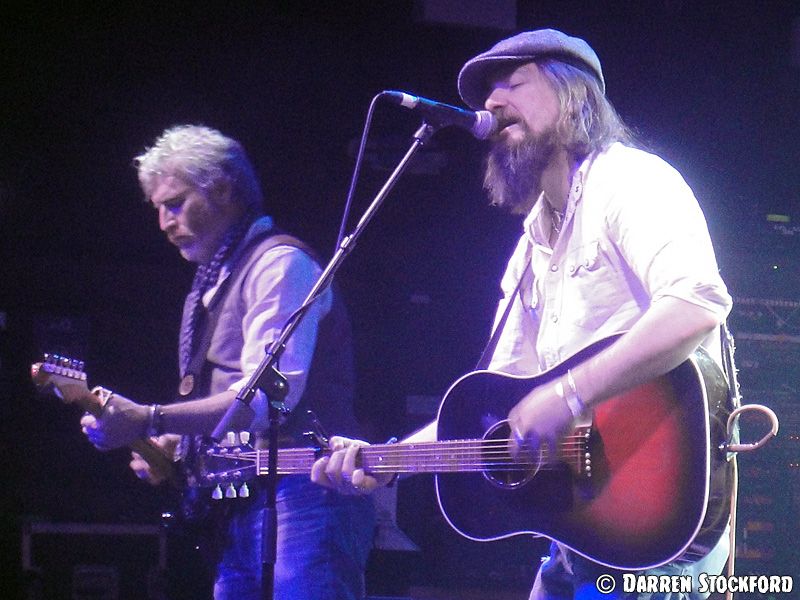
[575,425,593,478]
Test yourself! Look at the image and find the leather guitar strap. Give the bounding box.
[474,263,531,370]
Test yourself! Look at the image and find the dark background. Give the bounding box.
[1,1,799,598]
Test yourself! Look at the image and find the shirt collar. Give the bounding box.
[522,152,595,246]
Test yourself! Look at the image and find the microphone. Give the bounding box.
[383,91,497,140]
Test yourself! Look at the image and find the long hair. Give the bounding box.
[537,57,637,157]
[134,125,264,210]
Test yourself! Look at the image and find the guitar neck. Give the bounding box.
[254,436,588,477]
[32,361,182,487]
[130,438,181,486]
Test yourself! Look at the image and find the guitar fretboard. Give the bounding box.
[220,432,592,477]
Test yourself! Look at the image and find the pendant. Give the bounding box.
[179,373,195,397]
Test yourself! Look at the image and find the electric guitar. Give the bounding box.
[30,355,181,487]
[195,335,734,570]
[29,354,308,500]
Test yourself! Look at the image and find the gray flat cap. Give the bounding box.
[458,29,605,110]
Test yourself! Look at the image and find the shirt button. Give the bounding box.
[568,265,576,274]
[550,264,558,272]
[551,314,559,323]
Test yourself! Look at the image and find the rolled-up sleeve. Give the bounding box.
[605,152,732,323]
[228,246,331,416]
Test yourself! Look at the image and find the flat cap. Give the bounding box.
[458,29,605,110]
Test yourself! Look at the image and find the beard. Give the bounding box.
[483,123,560,215]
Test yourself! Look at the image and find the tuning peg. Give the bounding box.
[239,431,251,445]
[57,356,70,375]
[238,483,250,498]
[211,485,223,500]
[225,484,237,499]
[226,431,237,446]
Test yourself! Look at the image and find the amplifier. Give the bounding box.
[21,520,167,600]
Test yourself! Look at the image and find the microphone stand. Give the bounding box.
[211,122,438,599]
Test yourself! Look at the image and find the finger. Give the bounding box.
[340,443,362,478]
[329,436,347,451]
[506,417,525,458]
[156,434,181,453]
[325,448,348,487]
[350,469,378,492]
[80,413,97,428]
[130,459,149,476]
[311,456,334,488]
[512,425,541,463]
[131,463,149,476]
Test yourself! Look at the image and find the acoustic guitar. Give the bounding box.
[194,335,734,570]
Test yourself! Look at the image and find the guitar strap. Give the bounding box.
[719,319,740,600]
[719,321,742,410]
[474,263,531,370]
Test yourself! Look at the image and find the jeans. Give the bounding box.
[214,476,375,600]
[529,530,730,600]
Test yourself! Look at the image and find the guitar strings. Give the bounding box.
[206,436,591,475]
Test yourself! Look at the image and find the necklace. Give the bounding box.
[550,204,566,234]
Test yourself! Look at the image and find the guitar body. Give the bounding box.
[435,337,733,570]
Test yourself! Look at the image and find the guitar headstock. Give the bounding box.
[189,432,258,499]
[31,354,93,408]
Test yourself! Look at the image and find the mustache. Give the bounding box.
[491,110,524,133]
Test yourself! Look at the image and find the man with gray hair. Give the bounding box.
[82,124,374,599]
[313,30,733,599]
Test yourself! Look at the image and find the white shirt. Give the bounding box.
[488,143,732,375]
[203,217,331,422]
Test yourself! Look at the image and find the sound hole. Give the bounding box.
[482,420,540,489]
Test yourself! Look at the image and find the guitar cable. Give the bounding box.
[718,324,780,600]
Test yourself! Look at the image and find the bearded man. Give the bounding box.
[313,29,733,600]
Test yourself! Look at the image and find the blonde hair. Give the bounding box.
[537,58,636,157]
[135,125,263,210]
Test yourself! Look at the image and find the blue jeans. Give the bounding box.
[214,476,375,600]
[529,531,730,600]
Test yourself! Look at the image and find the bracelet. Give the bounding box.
[564,369,586,418]
[145,404,165,438]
